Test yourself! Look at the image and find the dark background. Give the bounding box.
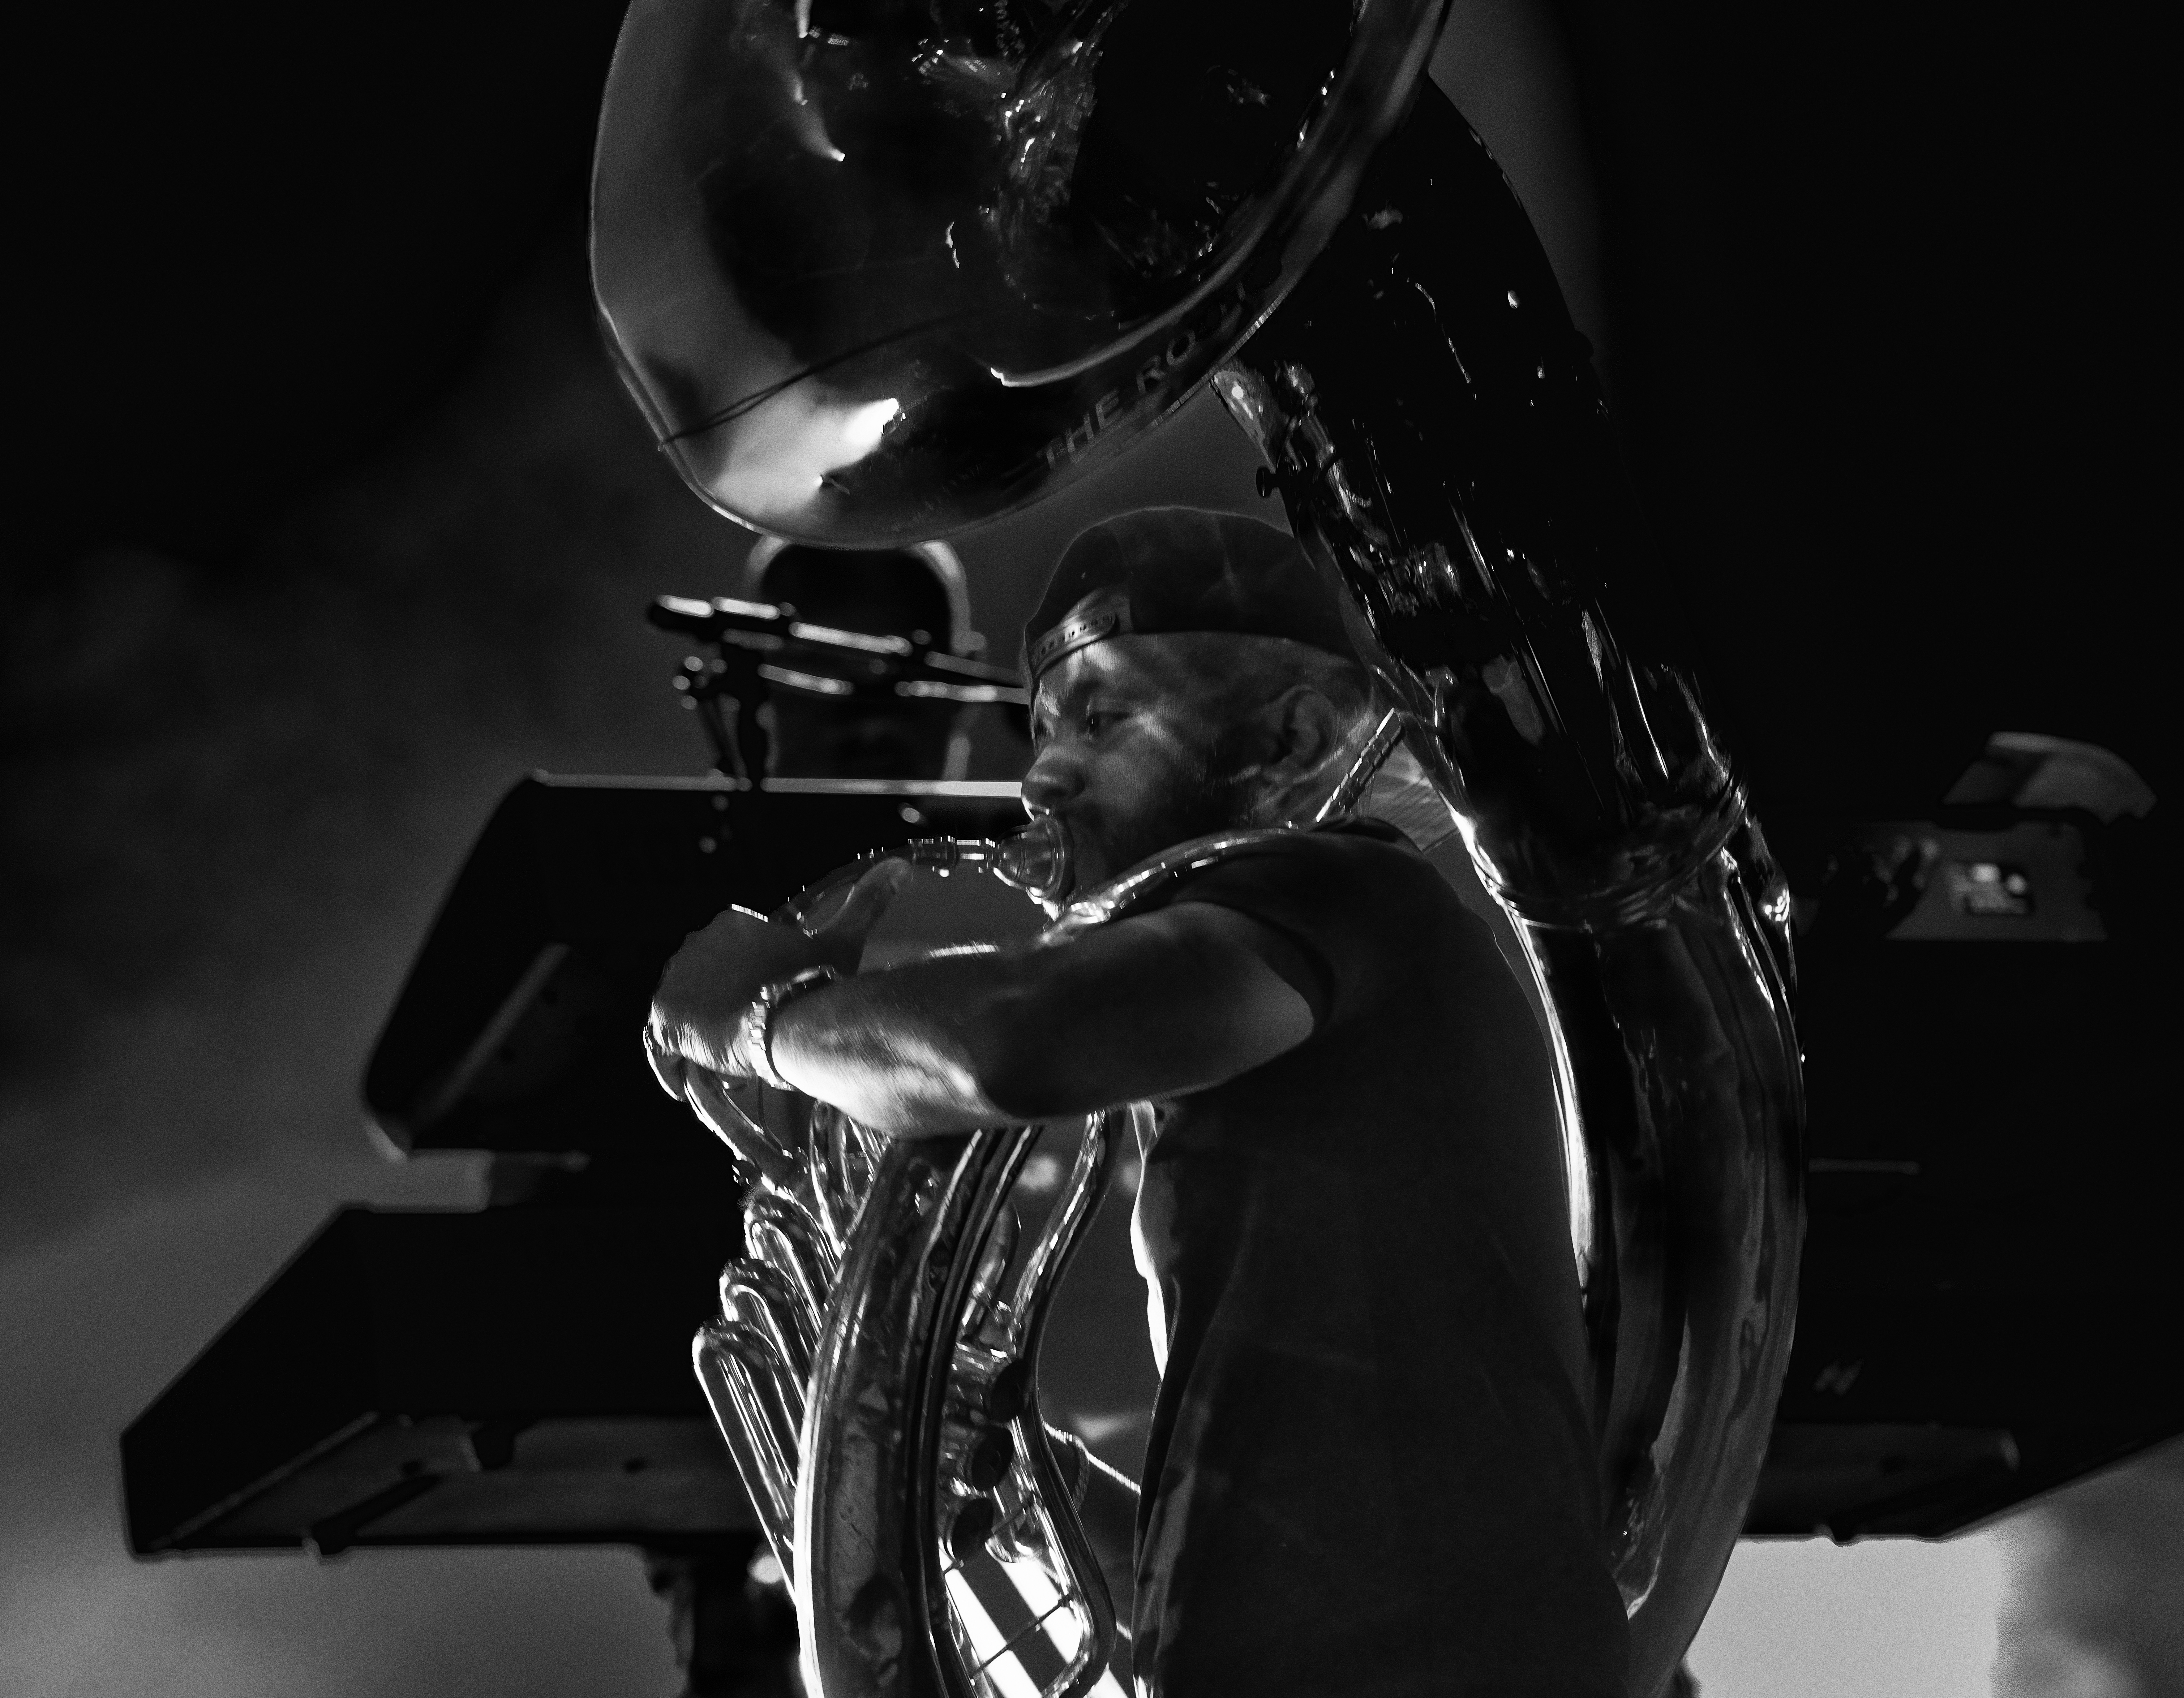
[15,0,2167,809]
[3,0,2172,1693]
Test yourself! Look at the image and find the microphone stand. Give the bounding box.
[648,594,1029,782]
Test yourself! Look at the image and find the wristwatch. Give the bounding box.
[736,966,842,1091]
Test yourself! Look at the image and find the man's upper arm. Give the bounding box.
[1166,891,1334,1027]
[977,904,1318,1119]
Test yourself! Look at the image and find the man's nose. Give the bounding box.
[1018,744,1082,818]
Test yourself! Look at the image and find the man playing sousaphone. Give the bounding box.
[646,507,1629,1696]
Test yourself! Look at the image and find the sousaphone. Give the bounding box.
[591,3,1806,1693]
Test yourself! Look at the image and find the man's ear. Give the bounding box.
[1267,684,1342,777]
[1226,686,1344,821]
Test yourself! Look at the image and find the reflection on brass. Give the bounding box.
[690,836,1129,1693]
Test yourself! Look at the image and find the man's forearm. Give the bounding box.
[759,905,1317,1138]
[765,948,1037,1135]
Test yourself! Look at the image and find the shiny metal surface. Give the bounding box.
[1209,83,1805,1692]
[592,0,1446,543]
[787,820,1075,917]
[691,839,1135,1697]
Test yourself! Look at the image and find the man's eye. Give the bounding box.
[1084,709,1123,735]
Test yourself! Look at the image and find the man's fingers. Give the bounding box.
[685,1069,806,1187]
[683,1068,751,1140]
[819,859,911,931]
[642,1021,686,1099]
[810,859,911,960]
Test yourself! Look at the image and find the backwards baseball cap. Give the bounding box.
[1022,507,1360,684]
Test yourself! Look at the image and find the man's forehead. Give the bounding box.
[1030,644,1108,715]
[1030,639,1169,714]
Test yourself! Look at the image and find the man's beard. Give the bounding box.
[1069,740,1260,894]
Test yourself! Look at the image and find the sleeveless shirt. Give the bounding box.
[1127,821,1629,1697]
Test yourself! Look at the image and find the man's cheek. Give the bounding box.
[1092,743,1169,813]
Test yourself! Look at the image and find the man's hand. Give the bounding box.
[643,860,909,1099]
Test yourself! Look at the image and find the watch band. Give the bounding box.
[739,965,842,1091]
